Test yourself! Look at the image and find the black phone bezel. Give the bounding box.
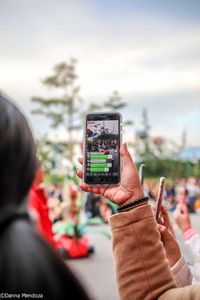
[84,112,121,185]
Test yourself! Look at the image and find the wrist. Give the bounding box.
[123,191,145,205]
[183,226,197,240]
[183,225,192,233]
[169,250,181,268]
[117,196,148,213]
[181,223,191,232]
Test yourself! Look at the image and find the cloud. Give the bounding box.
[0,0,199,146]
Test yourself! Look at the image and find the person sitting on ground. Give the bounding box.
[29,161,56,248]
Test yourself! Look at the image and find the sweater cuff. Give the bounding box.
[171,256,185,274]
[109,203,153,230]
[171,256,192,287]
[183,226,197,240]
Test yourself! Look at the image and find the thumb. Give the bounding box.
[120,143,143,193]
[120,143,134,166]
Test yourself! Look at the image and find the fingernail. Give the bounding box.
[124,143,127,151]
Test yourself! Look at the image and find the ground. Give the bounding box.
[68,213,200,300]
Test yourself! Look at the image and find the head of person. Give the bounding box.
[188,176,197,186]
[177,186,188,204]
[0,94,37,208]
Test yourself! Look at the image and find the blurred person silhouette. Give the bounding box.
[29,161,57,248]
[174,202,200,284]
[0,95,90,299]
[176,185,188,206]
[157,206,193,286]
[186,177,200,212]
[85,193,101,219]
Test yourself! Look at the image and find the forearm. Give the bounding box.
[110,204,176,300]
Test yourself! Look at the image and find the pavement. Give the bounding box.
[68,213,200,300]
[68,224,118,300]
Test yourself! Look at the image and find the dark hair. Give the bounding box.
[0,94,90,299]
[0,94,37,206]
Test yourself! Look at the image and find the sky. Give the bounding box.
[0,0,200,148]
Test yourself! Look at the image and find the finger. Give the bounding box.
[79,183,107,195]
[120,143,128,156]
[120,143,139,174]
[158,216,164,226]
[79,183,100,194]
[158,224,173,242]
[77,169,83,179]
[160,206,170,228]
[84,186,101,194]
[92,187,101,194]
[91,186,108,195]
[79,183,89,192]
[120,143,133,163]
[157,224,166,233]
[78,157,83,165]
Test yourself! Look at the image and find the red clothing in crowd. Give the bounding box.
[29,184,55,248]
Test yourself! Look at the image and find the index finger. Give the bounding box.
[78,157,83,165]
[160,206,170,228]
[79,183,108,195]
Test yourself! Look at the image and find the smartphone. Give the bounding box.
[155,177,165,221]
[83,112,122,185]
[139,164,145,186]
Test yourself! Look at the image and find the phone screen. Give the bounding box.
[84,113,121,185]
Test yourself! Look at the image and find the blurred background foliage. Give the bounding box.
[31,59,200,181]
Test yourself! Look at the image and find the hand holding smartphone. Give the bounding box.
[78,127,145,205]
[83,112,121,185]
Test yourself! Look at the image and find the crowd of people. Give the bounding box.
[87,139,118,153]
[143,177,200,213]
[1,94,200,299]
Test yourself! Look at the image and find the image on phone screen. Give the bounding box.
[84,113,121,184]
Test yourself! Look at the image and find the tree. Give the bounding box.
[104,90,126,110]
[31,58,81,161]
[142,109,150,152]
[36,135,70,177]
[36,136,53,173]
[103,90,133,126]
